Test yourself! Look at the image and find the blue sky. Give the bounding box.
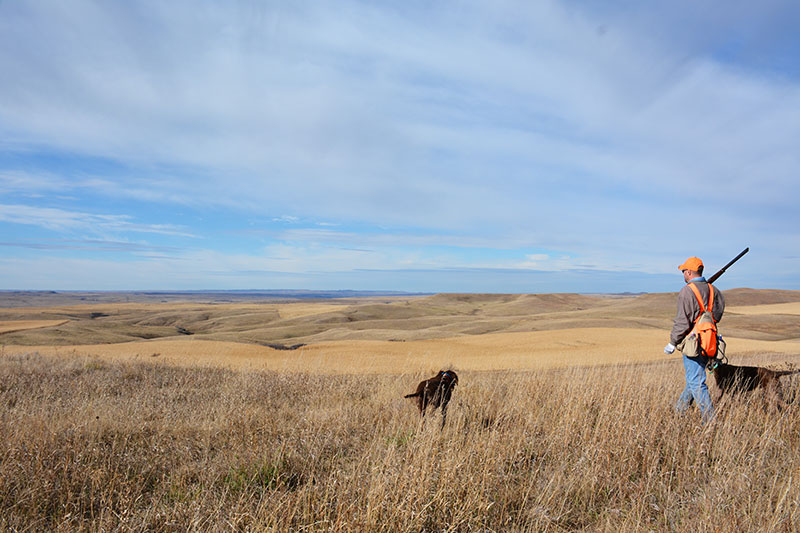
[1,1,799,293]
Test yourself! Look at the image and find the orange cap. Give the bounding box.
[679,257,703,272]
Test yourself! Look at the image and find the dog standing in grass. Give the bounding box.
[404,370,458,426]
[711,362,800,411]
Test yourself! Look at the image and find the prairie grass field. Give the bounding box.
[2,290,800,531]
[2,352,800,532]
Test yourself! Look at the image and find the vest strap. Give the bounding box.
[688,282,714,313]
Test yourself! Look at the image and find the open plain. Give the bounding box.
[2,289,800,531]
[3,288,800,373]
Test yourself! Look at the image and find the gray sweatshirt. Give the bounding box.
[670,278,725,346]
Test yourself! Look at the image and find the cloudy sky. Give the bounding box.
[1,1,798,293]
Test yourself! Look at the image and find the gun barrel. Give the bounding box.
[708,247,749,284]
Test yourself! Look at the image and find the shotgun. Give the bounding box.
[707,247,749,284]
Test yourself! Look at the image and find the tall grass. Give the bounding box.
[1,352,799,531]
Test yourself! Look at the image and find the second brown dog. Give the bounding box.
[711,362,800,410]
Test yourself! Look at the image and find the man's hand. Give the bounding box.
[664,343,676,354]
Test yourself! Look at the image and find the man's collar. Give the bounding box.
[689,277,706,283]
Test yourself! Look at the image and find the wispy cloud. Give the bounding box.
[0,170,70,196]
[0,1,798,290]
[0,239,181,255]
[0,204,196,238]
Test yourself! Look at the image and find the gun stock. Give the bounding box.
[707,247,749,284]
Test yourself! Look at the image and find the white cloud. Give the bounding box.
[272,215,300,224]
[0,170,69,195]
[0,1,798,290]
[0,204,196,238]
[2,3,797,215]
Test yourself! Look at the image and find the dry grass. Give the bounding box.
[5,328,800,376]
[273,302,354,320]
[728,302,800,316]
[2,351,800,532]
[3,291,800,530]
[4,289,800,347]
[0,320,68,334]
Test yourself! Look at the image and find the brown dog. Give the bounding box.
[404,370,458,425]
[711,362,800,410]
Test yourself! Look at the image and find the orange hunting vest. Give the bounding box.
[688,283,718,357]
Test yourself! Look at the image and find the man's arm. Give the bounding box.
[670,286,695,346]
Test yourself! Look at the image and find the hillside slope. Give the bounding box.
[2,289,800,346]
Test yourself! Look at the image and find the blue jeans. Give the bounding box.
[676,354,715,422]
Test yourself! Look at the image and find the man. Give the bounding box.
[664,256,725,421]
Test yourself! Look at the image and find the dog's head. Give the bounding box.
[711,362,733,376]
[438,369,458,388]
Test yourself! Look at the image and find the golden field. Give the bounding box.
[2,289,800,531]
[728,301,800,316]
[0,319,69,335]
[3,288,800,373]
[5,328,800,375]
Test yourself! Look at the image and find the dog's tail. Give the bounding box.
[774,369,800,378]
[404,392,421,398]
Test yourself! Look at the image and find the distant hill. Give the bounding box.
[0,289,431,307]
[723,288,800,306]
[2,288,800,346]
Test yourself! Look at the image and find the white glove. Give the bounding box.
[664,343,676,354]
